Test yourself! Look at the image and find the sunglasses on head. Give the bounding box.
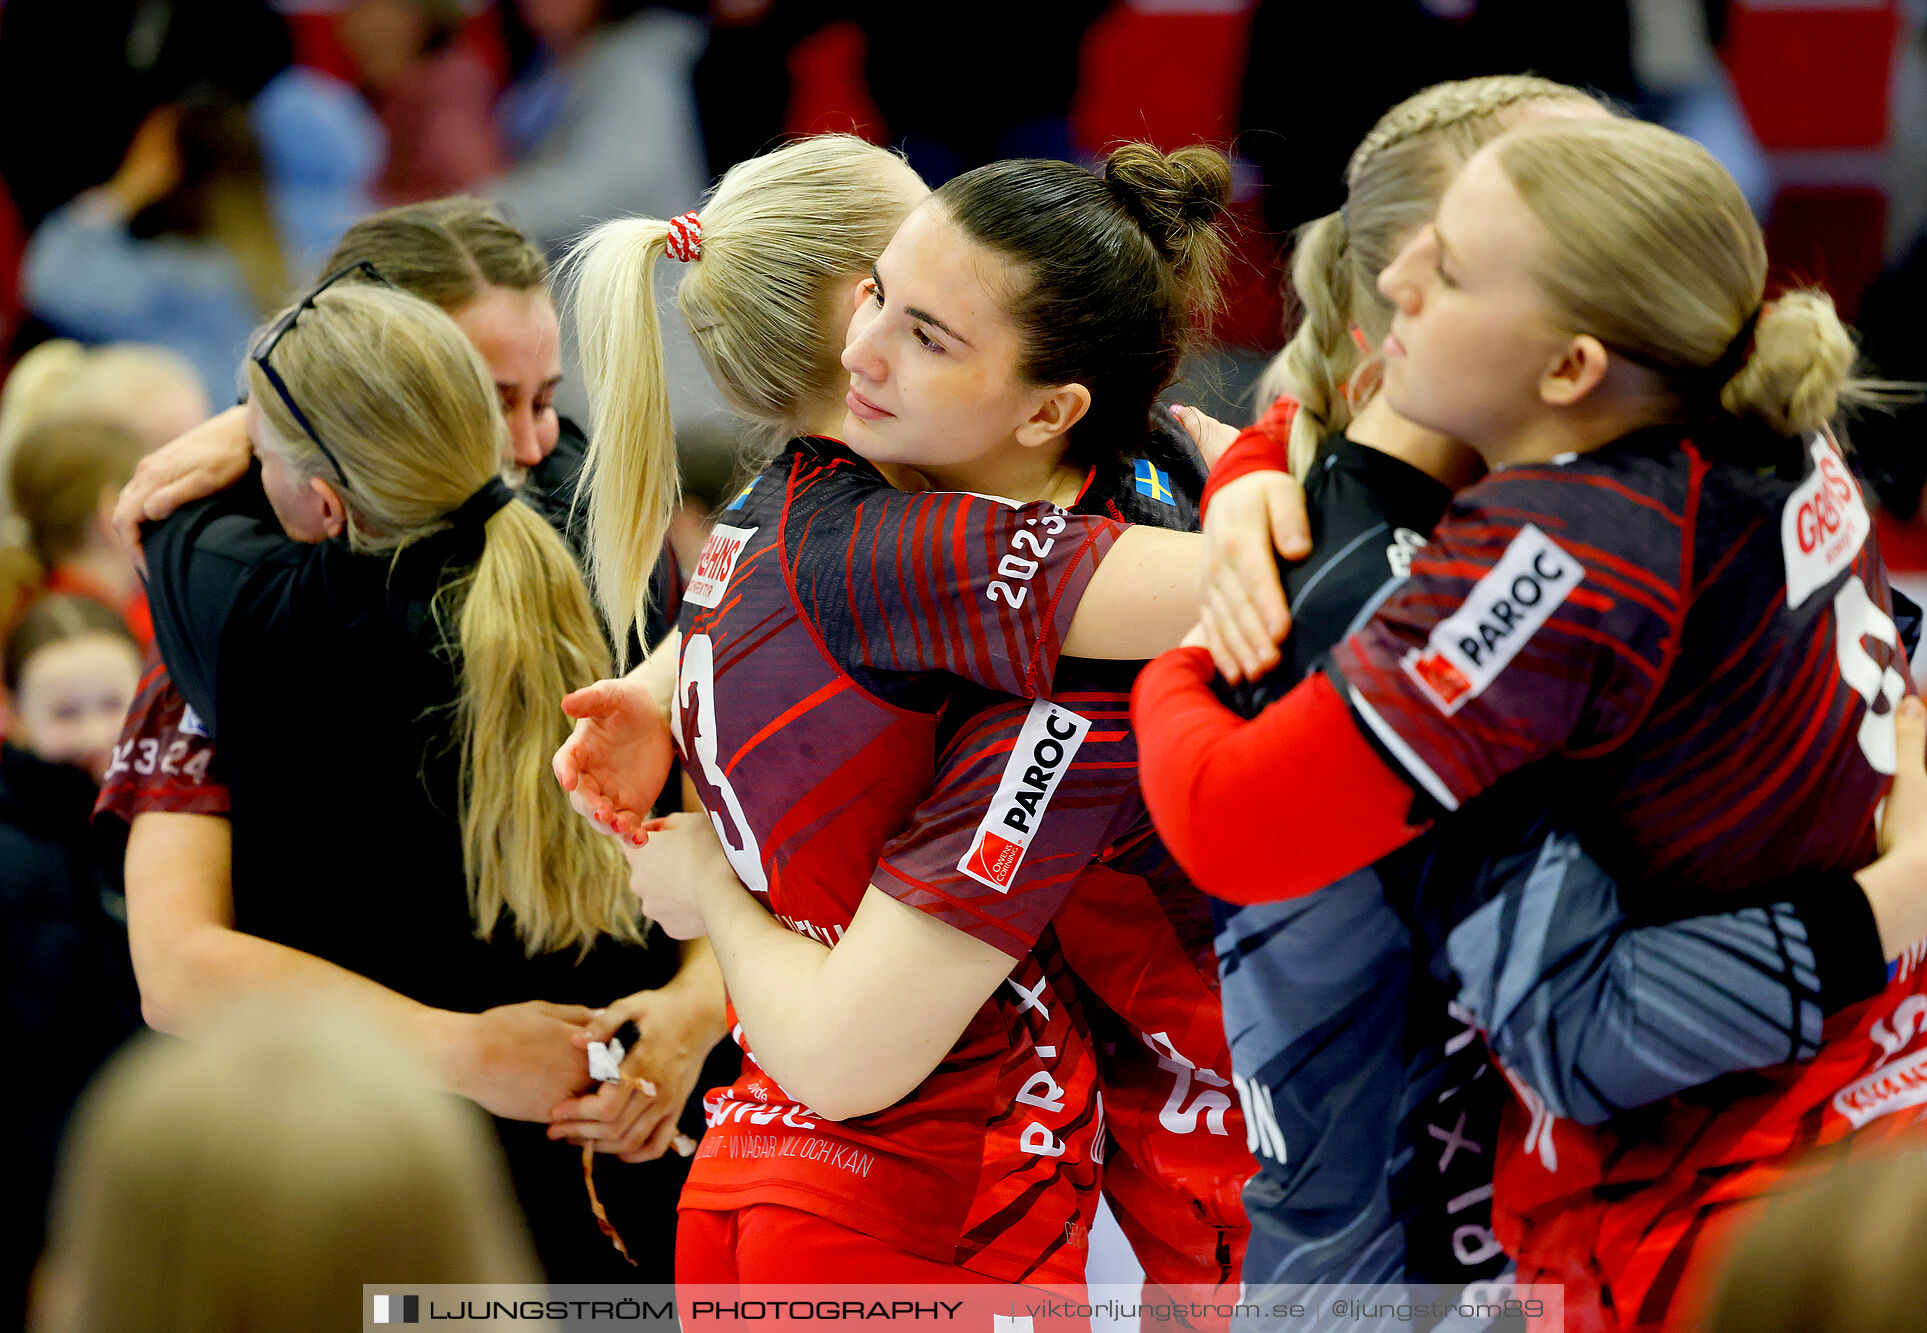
[249,260,397,484]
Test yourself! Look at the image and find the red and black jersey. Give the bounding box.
[870,431,1254,1292]
[677,436,1123,1281]
[1324,422,1917,1327]
[93,643,228,825]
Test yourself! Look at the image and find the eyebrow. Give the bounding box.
[873,266,974,348]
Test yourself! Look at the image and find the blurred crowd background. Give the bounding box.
[0,1,1922,504]
[3,2,1927,1330]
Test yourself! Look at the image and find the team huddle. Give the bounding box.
[92,71,1926,1333]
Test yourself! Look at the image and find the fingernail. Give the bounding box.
[1903,696,1924,722]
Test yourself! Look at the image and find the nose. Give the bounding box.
[1378,227,1429,315]
[841,310,886,384]
[507,409,544,469]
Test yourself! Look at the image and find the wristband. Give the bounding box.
[1200,426,1291,520]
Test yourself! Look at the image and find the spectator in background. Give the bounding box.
[491,0,707,251]
[339,0,506,205]
[2,420,152,646]
[0,340,210,546]
[0,0,289,234]
[22,96,291,406]
[248,72,383,277]
[1,596,144,1333]
[30,1009,540,1333]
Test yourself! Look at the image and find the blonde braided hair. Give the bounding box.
[1257,75,1605,476]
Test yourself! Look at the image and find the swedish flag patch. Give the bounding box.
[1133,458,1174,506]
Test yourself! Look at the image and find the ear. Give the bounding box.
[1539,334,1612,408]
[847,273,873,314]
[308,476,348,539]
[1015,383,1092,450]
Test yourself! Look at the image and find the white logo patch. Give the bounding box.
[179,705,208,738]
[1387,526,1427,580]
[684,523,758,609]
[1783,433,1869,610]
[1833,1046,1927,1129]
[1399,524,1583,716]
[956,701,1091,892]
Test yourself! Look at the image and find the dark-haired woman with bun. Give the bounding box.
[560,140,1266,1292]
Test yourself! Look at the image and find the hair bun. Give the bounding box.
[1719,291,1859,436]
[1101,143,1232,257]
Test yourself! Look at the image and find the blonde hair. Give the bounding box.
[0,340,209,544]
[247,285,637,954]
[566,133,926,658]
[35,1008,540,1333]
[323,195,548,309]
[1497,117,1883,435]
[0,418,148,628]
[1258,75,1604,476]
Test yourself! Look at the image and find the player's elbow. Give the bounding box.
[778,1050,925,1123]
[791,1076,904,1124]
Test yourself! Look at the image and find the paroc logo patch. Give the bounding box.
[956,701,1092,892]
[1399,524,1583,716]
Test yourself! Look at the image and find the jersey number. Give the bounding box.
[678,632,768,894]
[1835,576,1905,775]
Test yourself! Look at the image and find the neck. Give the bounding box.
[919,445,1084,508]
[1346,395,1483,490]
[797,394,928,493]
[1478,403,1669,471]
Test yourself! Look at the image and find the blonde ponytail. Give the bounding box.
[451,500,640,953]
[248,284,638,954]
[1254,75,1604,470]
[566,135,926,661]
[564,218,680,666]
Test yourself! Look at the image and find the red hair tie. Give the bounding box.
[665,212,701,263]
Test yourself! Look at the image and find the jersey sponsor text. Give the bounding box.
[956,701,1092,891]
[685,522,758,609]
[1399,525,1582,715]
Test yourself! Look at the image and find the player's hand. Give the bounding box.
[114,405,250,565]
[548,982,723,1162]
[447,1000,597,1123]
[555,673,677,841]
[1879,696,1927,861]
[1171,405,1241,470]
[621,813,731,940]
[1201,470,1311,683]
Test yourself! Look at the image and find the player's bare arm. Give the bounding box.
[626,813,1013,1121]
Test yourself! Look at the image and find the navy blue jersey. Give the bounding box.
[1211,435,1501,1292]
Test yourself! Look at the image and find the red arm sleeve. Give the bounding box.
[1131,646,1422,903]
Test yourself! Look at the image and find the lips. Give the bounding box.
[1383,331,1407,359]
[846,388,893,421]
